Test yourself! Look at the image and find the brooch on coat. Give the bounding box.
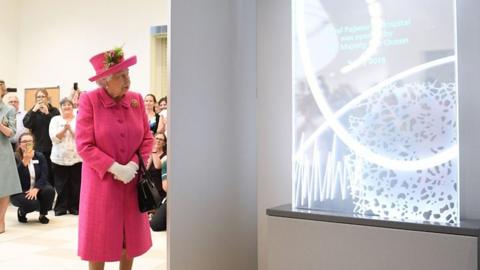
[130,99,139,108]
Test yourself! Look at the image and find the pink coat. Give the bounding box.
[76,88,154,261]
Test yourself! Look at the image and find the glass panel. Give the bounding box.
[293,0,458,223]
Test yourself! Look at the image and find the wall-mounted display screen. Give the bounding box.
[293,0,458,223]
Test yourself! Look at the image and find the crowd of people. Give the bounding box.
[0,47,168,270]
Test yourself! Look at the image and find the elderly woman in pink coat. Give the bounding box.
[75,47,154,270]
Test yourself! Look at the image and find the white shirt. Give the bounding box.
[27,159,36,189]
[49,115,82,166]
[159,109,167,119]
[159,109,168,137]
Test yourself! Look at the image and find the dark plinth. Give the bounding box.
[267,204,480,237]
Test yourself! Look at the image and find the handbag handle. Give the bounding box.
[136,151,153,179]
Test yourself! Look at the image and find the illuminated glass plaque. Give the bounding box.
[293,0,458,223]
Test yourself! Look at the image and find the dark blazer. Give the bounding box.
[15,152,49,192]
[23,104,60,152]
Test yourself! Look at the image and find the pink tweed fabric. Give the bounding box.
[76,88,154,261]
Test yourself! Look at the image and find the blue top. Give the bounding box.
[0,101,22,197]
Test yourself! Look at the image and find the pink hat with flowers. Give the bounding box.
[88,47,137,82]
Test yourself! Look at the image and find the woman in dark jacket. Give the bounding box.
[10,132,55,224]
[23,89,60,185]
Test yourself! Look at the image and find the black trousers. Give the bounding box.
[39,150,54,186]
[10,185,55,215]
[52,162,82,212]
[150,200,167,231]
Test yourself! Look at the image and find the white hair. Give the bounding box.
[2,91,18,103]
[95,74,113,88]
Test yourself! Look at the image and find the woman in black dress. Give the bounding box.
[23,89,60,185]
[147,132,167,231]
[146,132,167,200]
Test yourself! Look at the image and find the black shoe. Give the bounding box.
[68,209,79,215]
[54,210,67,216]
[17,208,27,223]
[39,215,49,224]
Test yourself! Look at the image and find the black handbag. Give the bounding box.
[137,152,162,213]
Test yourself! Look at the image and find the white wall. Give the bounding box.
[256,1,292,270]
[458,0,480,219]
[169,0,257,269]
[0,0,20,86]
[14,0,168,109]
[231,1,258,268]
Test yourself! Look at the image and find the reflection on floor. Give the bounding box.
[0,206,167,270]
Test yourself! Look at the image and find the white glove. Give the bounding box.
[126,161,139,172]
[108,162,138,184]
[124,161,139,183]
